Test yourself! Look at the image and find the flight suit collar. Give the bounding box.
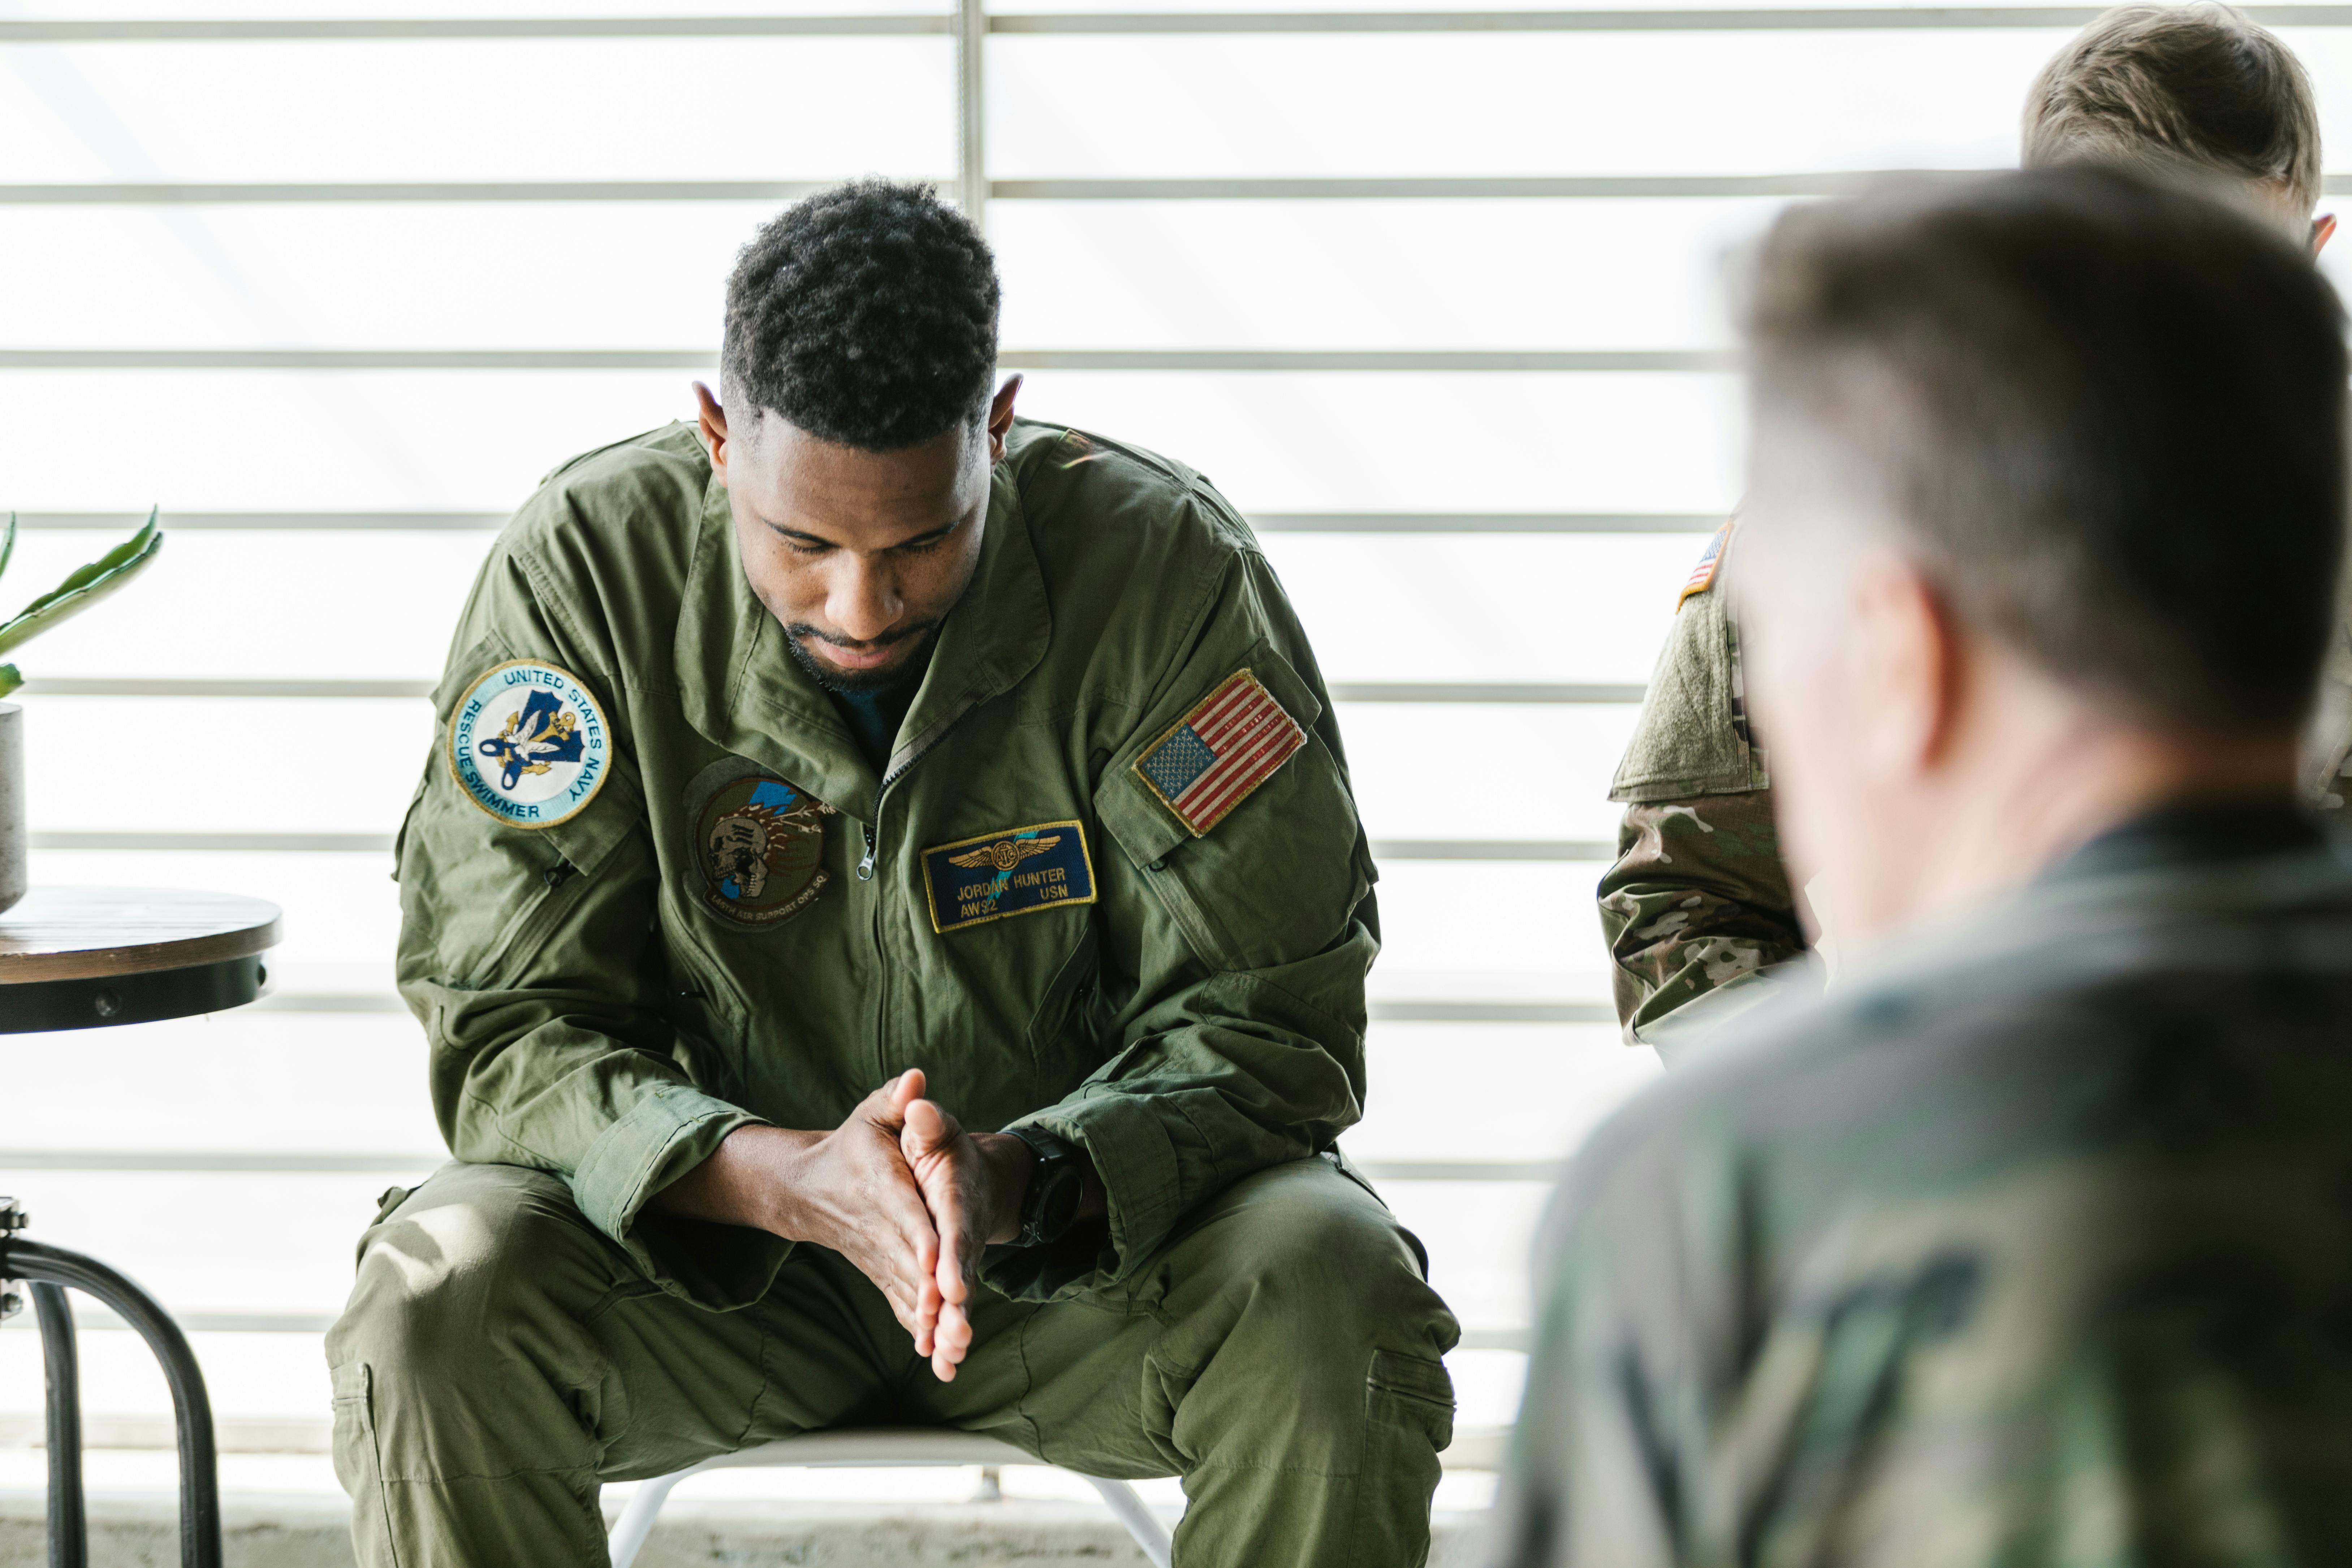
[889,460,1049,780]
[674,458,1050,818]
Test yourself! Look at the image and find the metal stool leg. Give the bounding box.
[1083,1477,1173,1567]
[32,1283,87,1568]
[607,1471,686,1568]
[1,1232,221,1568]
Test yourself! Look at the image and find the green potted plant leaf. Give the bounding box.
[0,510,167,914]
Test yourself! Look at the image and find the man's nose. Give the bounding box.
[827,558,903,642]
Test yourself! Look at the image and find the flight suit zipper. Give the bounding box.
[855,709,984,1087]
[855,721,966,882]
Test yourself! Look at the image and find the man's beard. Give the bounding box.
[783,621,939,696]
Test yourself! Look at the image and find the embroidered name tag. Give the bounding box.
[923,821,1098,934]
[1133,668,1307,837]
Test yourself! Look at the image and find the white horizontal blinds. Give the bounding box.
[0,40,953,182]
[8,0,2313,1432]
[0,10,2120,1101]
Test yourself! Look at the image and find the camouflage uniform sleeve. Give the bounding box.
[1486,1108,1690,1568]
[1599,522,1809,1045]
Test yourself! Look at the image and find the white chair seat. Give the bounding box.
[605,1427,1173,1567]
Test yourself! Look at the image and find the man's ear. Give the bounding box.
[694,381,730,483]
[2314,213,2338,257]
[986,375,1023,463]
[1849,556,1962,782]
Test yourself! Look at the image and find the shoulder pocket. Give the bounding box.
[1096,637,1323,869]
[401,649,648,988]
[1611,567,1757,802]
[1095,642,1365,970]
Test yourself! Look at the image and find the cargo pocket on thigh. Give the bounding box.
[332,1362,403,1566]
[1368,1349,1455,1453]
[1352,1349,1456,1560]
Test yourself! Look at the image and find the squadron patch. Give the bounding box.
[922,821,1097,934]
[448,660,611,829]
[696,775,833,925]
[1133,669,1307,837]
[1676,522,1731,609]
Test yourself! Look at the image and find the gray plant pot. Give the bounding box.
[0,703,22,915]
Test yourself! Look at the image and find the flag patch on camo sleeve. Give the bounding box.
[1132,668,1308,837]
[1676,522,1731,608]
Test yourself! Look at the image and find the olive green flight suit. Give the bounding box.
[327,419,1459,1566]
[1597,520,2352,1049]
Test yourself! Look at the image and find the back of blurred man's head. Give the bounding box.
[2025,3,2322,230]
[1737,166,2346,939]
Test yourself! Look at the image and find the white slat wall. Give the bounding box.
[8,0,2352,1508]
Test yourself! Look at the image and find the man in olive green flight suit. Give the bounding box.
[327,181,1457,1567]
[1599,3,2351,1049]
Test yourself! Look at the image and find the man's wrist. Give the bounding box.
[972,1131,1035,1245]
[654,1124,821,1240]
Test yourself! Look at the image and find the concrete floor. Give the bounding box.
[0,1496,1494,1566]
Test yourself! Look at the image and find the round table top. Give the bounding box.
[0,887,283,986]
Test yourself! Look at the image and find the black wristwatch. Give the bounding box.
[1002,1126,1087,1249]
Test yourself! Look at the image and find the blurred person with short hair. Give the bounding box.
[1599,3,2343,1053]
[1491,164,2352,1567]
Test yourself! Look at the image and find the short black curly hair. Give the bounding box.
[722,180,1001,452]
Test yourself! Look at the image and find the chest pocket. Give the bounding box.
[1025,923,1106,1088]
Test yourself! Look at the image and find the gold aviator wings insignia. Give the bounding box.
[949,835,1062,872]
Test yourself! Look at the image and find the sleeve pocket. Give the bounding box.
[1092,642,1362,971]
[1094,637,1322,871]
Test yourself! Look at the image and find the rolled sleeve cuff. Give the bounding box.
[985,1093,1184,1302]
[571,1085,784,1310]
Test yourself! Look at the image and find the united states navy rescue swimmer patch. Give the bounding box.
[448,660,611,829]
[1676,522,1731,609]
[923,821,1098,934]
[1133,668,1307,837]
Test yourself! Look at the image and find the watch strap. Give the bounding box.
[1003,1126,1084,1248]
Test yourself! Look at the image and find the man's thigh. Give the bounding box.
[949,1155,1458,1477]
[327,1161,903,1486]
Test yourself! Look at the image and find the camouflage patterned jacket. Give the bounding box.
[1499,806,2352,1567]
[1600,520,2352,1045]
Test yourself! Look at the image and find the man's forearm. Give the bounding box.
[652,1124,825,1237]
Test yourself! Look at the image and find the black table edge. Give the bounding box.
[0,955,268,1034]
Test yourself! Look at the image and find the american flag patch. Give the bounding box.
[1133,669,1308,837]
[1676,522,1732,609]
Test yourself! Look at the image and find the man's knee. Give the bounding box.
[1171,1158,1458,1362]
[1145,1158,1457,1476]
[328,1161,622,1387]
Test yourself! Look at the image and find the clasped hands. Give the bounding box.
[655,1070,1033,1382]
